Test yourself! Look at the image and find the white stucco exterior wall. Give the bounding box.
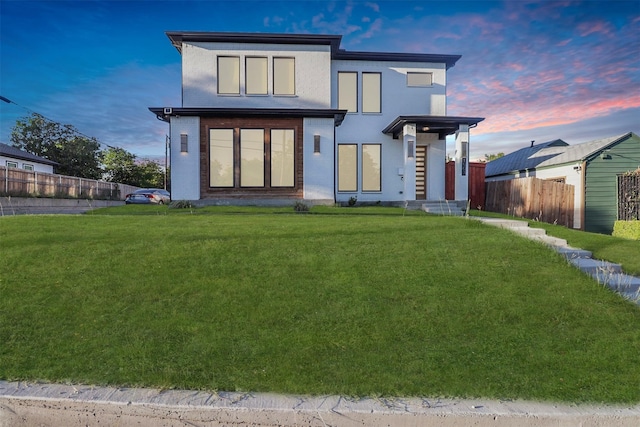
[303,118,335,201]
[181,42,332,109]
[331,60,447,203]
[169,116,200,200]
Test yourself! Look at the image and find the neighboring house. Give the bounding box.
[485,132,640,234]
[0,142,58,173]
[150,31,483,205]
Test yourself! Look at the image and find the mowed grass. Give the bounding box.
[1,208,639,403]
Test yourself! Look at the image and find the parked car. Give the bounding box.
[125,188,171,205]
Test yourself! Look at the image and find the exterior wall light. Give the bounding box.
[314,134,321,153]
[180,134,188,153]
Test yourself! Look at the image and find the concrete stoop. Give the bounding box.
[476,217,640,305]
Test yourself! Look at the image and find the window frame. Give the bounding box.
[362,72,382,114]
[240,129,265,188]
[361,144,382,192]
[6,161,18,168]
[338,71,358,113]
[22,163,34,171]
[273,57,295,96]
[337,144,358,192]
[209,129,235,187]
[406,72,433,87]
[270,129,295,188]
[245,56,268,95]
[217,56,241,95]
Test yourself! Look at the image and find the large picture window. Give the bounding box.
[210,129,234,187]
[338,72,358,113]
[362,73,381,113]
[240,129,264,187]
[271,129,295,187]
[246,57,268,95]
[338,144,358,192]
[218,56,240,94]
[273,57,295,95]
[362,144,381,192]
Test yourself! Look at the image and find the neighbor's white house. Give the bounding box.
[0,142,58,173]
[150,32,483,205]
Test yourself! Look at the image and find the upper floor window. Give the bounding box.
[407,72,433,87]
[23,164,34,171]
[246,57,268,95]
[218,56,240,94]
[338,72,358,113]
[6,161,18,168]
[362,72,381,113]
[273,57,295,95]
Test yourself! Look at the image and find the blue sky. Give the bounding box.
[1,0,638,161]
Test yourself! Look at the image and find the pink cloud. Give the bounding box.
[577,21,613,37]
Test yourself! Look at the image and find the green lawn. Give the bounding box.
[469,209,640,276]
[1,206,639,403]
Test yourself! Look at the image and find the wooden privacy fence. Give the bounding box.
[485,177,574,228]
[0,166,138,200]
[445,161,486,209]
[618,174,640,220]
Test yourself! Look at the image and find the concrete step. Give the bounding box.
[568,258,623,276]
[421,202,464,216]
[554,247,593,259]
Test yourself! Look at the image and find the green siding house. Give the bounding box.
[486,132,640,234]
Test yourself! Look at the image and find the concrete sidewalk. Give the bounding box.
[2,381,639,426]
[475,217,640,305]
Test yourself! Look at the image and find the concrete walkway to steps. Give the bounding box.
[475,217,640,306]
[2,381,640,427]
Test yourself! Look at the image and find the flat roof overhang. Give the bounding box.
[149,107,348,127]
[382,115,485,139]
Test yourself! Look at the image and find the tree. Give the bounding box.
[101,147,165,188]
[484,152,505,162]
[101,147,138,184]
[10,113,102,179]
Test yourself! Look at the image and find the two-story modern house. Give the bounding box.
[150,32,483,205]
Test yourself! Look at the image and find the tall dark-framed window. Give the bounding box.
[338,71,358,113]
[217,56,240,94]
[362,144,381,192]
[271,129,295,187]
[338,144,358,192]
[240,129,265,187]
[246,56,268,95]
[273,57,295,95]
[362,72,381,113]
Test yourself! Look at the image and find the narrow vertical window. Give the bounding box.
[271,129,295,187]
[273,57,295,95]
[338,144,358,192]
[240,129,264,187]
[210,129,234,187]
[362,144,381,192]
[218,56,240,94]
[362,72,381,113]
[338,72,358,112]
[246,57,268,95]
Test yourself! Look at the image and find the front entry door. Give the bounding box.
[415,146,427,200]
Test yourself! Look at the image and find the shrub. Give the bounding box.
[169,200,195,209]
[348,196,357,207]
[612,220,640,240]
[293,201,309,212]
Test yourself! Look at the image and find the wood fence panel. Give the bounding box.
[0,166,136,200]
[485,177,574,228]
[445,161,485,209]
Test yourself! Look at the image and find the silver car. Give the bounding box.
[125,188,171,205]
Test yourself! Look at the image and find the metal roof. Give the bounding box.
[165,31,462,69]
[485,132,636,177]
[0,143,59,166]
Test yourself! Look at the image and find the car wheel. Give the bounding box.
[158,200,164,205]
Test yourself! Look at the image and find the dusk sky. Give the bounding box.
[1,0,638,162]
